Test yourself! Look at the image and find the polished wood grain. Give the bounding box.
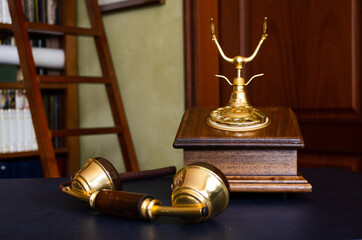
[26,22,100,36]
[51,127,123,137]
[218,0,245,105]
[174,107,312,192]
[184,149,297,176]
[100,0,164,13]
[94,191,150,220]
[227,175,312,192]
[0,148,68,159]
[0,82,68,89]
[0,23,11,29]
[38,75,112,84]
[61,0,80,178]
[183,0,220,108]
[0,22,100,36]
[173,107,304,148]
[240,0,357,114]
[299,152,362,172]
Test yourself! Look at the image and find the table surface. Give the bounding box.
[0,168,361,240]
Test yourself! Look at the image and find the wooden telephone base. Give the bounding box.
[173,107,312,193]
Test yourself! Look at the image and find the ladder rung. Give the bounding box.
[26,22,101,36]
[0,82,72,90]
[52,127,124,137]
[39,75,112,84]
[1,20,100,36]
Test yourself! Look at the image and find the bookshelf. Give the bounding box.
[0,1,79,177]
[1,0,139,178]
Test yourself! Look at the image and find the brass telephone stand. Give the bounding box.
[207,18,269,131]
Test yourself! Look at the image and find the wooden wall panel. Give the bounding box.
[241,0,358,115]
[184,0,220,108]
[218,0,244,106]
[184,0,362,171]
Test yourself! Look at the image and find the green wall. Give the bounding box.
[77,1,185,171]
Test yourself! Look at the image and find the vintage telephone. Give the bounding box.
[60,158,230,222]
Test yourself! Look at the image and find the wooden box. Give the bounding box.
[173,107,312,192]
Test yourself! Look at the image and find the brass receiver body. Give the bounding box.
[61,159,229,223]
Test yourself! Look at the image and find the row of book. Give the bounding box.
[0,89,62,153]
[0,89,37,153]
[0,157,44,178]
[0,155,67,178]
[0,0,59,24]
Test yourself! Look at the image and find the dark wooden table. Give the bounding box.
[0,168,361,239]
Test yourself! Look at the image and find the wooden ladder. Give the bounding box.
[8,0,139,177]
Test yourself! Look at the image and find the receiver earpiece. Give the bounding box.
[62,162,230,222]
[61,157,176,200]
[170,162,230,222]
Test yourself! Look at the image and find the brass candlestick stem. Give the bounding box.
[207,18,270,131]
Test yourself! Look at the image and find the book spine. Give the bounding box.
[0,0,11,24]
[53,93,61,147]
[16,90,26,151]
[4,0,11,24]
[23,91,38,151]
[23,93,31,151]
[37,0,43,23]
[43,91,61,148]
[28,0,34,22]
[0,0,4,23]
[8,89,17,152]
[42,0,46,24]
[34,0,39,22]
[46,0,57,24]
[0,90,3,153]
[1,89,10,153]
[22,0,29,22]
[29,114,38,150]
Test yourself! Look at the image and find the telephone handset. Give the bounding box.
[60,158,230,222]
[59,157,177,192]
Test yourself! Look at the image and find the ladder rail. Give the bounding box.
[38,75,112,84]
[8,0,60,178]
[51,127,124,137]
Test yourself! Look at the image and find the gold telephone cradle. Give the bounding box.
[207,18,270,131]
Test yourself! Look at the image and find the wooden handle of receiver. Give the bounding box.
[93,191,151,220]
